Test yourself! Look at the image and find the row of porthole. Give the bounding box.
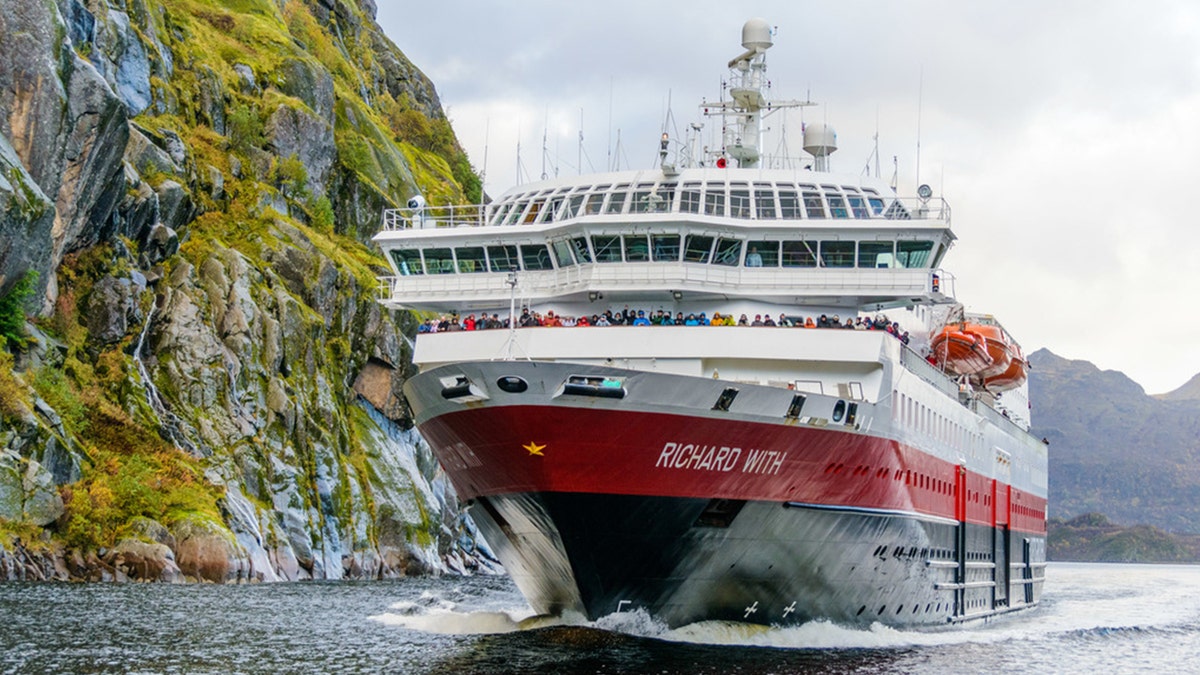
[871,545,956,561]
[857,602,949,617]
[827,463,956,498]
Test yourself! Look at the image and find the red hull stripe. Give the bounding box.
[420,404,1047,535]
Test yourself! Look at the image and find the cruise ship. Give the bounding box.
[374,19,1047,628]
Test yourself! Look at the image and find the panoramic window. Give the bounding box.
[551,240,576,267]
[896,240,936,268]
[520,244,554,270]
[826,193,848,218]
[713,238,742,266]
[583,186,609,215]
[868,196,886,215]
[820,241,856,267]
[755,186,777,219]
[704,184,726,216]
[571,236,594,263]
[779,188,802,218]
[592,235,623,262]
[652,234,681,261]
[487,245,519,272]
[848,194,869,219]
[683,234,715,263]
[391,249,424,275]
[803,191,825,218]
[781,241,817,267]
[746,240,780,267]
[729,186,751,218]
[858,241,895,268]
[680,183,702,213]
[605,185,629,214]
[565,194,586,219]
[624,234,651,261]
[455,246,487,273]
[524,198,545,223]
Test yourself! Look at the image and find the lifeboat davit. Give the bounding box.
[929,324,994,375]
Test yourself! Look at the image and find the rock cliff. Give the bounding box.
[0,0,494,581]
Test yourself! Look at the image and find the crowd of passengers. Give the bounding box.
[418,307,911,344]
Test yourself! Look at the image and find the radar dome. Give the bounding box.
[803,123,838,158]
[742,18,773,51]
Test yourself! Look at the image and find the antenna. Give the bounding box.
[915,67,923,193]
[607,76,614,172]
[540,109,548,180]
[481,118,490,199]
[578,108,584,176]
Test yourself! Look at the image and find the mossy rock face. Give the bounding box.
[0,0,493,580]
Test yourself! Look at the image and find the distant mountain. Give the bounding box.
[1029,349,1200,533]
[1157,372,1200,402]
[1048,513,1200,562]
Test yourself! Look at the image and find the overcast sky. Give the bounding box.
[377,1,1200,395]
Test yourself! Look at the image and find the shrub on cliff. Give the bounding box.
[0,271,36,348]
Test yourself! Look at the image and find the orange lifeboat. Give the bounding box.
[967,323,1014,379]
[929,324,993,375]
[984,344,1028,392]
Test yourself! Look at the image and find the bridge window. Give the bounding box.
[858,241,895,268]
[820,241,855,268]
[391,249,424,275]
[520,244,553,270]
[486,245,518,272]
[680,183,702,213]
[592,235,622,262]
[582,186,608,215]
[754,185,777,219]
[746,240,779,267]
[550,240,576,267]
[423,248,454,274]
[704,184,726,216]
[803,191,825,218]
[683,235,714,263]
[455,246,487,273]
[781,241,817,267]
[652,234,681,261]
[605,185,629,214]
[896,241,935,268]
[624,234,651,261]
[571,236,593,263]
[729,186,751,218]
[713,238,742,266]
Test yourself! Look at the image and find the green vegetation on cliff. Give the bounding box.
[1049,513,1200,563]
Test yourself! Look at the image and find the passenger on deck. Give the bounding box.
[778,313,790,327]
[746,246,763,267]
[684,313,700,326]
[661,313,676,326]
[738,314,749,326]
[676,312,685,324]
[817,314,830,328]
[751,314,764,326]
[633,311,651,326]
[595,314,611,326]
[805,316,815,328]
[763,315,777,327]
[577,315,591,326]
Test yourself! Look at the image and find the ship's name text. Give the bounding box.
[655,443,786,475]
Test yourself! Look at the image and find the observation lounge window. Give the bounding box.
[632,184,665,213]
[704,184,726,216]
[729,186,751,218]
[680,183,702,213]
[868,197,886,215]
[391,249,424,275]
[897,240,935,268]
[624,234,651,261]
[551,240,576,267]
[520,244,554,270]
[746,240,780,267]
[652,234,681,261]
[583,186,609,215]
[848,194,870,219]
[826,193,849,218]
[803,191,825,218]
[605,185,630,214]
[571,236,594,263]
[487,245,519,272]
[543,196,566,222]
[455,246,487,273]
[424,248,455,274]
[820,241,856,267]
[523,199,545,223]
[713,238,742,266]
[779,188,801,218]
[781,241,817,267]
[658,184,676,212]
[592,235,623,262]
[565,194,586,219]
[683,235,715,263]
[755,186,777,219]
[858,241,896,268]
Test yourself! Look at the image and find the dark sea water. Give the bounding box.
[1,563,1198,674]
